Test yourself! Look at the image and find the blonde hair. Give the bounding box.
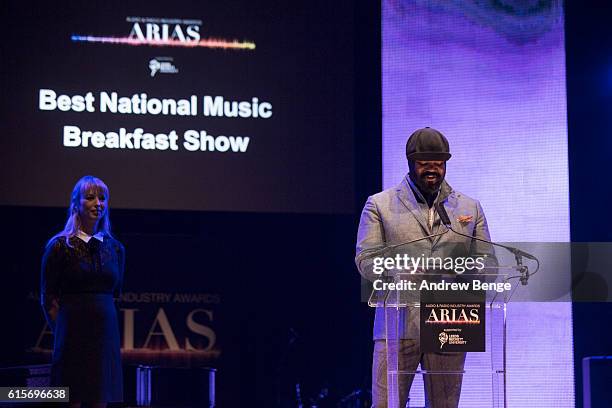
[48,175,113,247]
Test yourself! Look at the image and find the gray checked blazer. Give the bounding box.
[355,175,497,340]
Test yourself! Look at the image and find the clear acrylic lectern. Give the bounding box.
[368,270,519,408]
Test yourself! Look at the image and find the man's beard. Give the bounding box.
[411,172,443,196]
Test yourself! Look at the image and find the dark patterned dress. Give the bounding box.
[40,234,124,402]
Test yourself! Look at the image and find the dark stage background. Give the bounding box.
[3,0,612,407]
[0,1,381,406]
[1,210,377,406]
[565,2,612,407]
[0,0,354,214]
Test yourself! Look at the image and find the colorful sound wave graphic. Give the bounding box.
[71,35,256,50]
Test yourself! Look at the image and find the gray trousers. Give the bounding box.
[372,339,466,408]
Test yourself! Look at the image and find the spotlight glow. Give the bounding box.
[71,35,256,50]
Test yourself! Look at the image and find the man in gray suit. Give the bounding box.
[355,128,497,408]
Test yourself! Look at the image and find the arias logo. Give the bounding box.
[421,302,485,352]
[71,16,256,50]
[128,17,201,43]
[426,307,481,324]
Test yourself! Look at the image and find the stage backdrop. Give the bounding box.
[382,1,573,406]
[0,1,354,214]
[0,1,361,406]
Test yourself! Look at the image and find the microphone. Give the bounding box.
[356,229,449,277]
[435,203,452,228]
[506,247,537,261]
[357,229,448,261]
[356,229,452,306]
[434,203,538,283]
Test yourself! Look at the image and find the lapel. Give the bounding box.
[396,176,430,236]
[396,175,454,245]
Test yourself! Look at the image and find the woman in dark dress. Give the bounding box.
[41,175,124,408]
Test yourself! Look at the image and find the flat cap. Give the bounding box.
[405,127,451,161]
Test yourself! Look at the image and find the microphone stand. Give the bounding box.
[357,230,450,308]
[356,230,450,274]
[434,203,537,287]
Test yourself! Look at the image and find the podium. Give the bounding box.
[368,271,519,408]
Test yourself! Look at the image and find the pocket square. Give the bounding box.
[457,215,473,224]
